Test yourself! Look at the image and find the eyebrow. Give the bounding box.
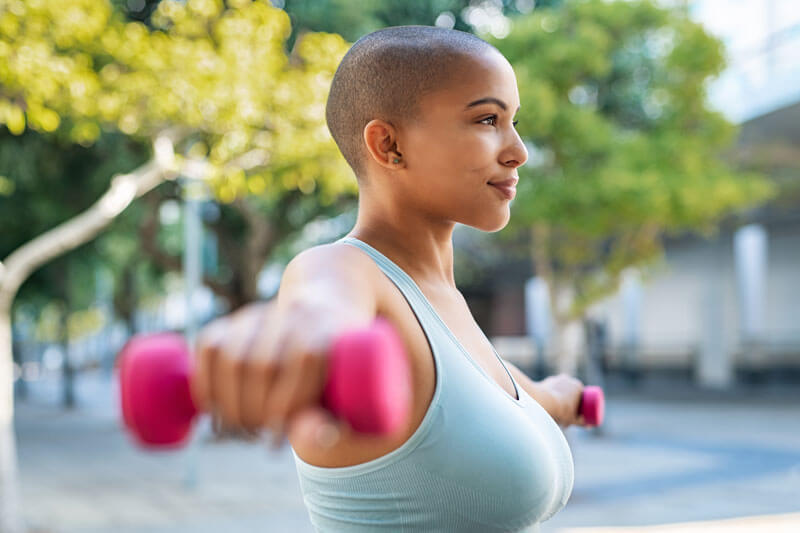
[464,97,520,113]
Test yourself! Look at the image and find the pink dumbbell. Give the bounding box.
[118,317,606,449]
[118,317,413,449]
[579,385,605,426]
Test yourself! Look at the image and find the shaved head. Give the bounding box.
[325,25,500,182]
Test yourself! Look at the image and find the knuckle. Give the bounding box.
[295,346,316,369]
[219,350,245,373]
[218,407,239,428]
[196,330,214,353]
[240,410,262,432]
[240,352,263,374]
[198,318,227,348]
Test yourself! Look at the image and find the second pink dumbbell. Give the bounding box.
[579,385,604,426]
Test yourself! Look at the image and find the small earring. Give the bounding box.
[392,158,400,164]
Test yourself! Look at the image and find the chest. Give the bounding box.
[290,271,517,469]
[379,276,519,402]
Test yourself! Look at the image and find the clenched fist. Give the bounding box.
[539,373,586,428]
[190,299,356,450]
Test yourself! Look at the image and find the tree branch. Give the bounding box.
[0,133,182,310]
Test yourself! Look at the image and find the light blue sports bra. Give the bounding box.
[291,236,574,532]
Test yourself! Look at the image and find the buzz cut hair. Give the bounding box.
[325,25,499,182]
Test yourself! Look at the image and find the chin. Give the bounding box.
[485,221,510,233]
[468,213,511,233]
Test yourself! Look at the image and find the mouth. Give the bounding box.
[488,181,517,200]
[487,176,519,200]
[487,177,519,187]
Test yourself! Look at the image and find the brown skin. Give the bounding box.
[352,49,585,430]
[190,49,586,450]
[353,49,528,288]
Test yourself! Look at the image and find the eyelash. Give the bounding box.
[480,115,519,128]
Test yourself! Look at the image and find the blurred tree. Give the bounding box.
[280,0,563,46]
[281,0,775,376]
[127,0,551,310]
[0,128,164,409]
[104,0,567,310]
[0,1,353,529]
[484,0,774,372]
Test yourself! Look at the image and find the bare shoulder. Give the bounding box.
[286,241,382,283]
[278,240,385,311]
[287,242,437,469]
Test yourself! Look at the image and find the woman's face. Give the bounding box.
[399,50,528,232]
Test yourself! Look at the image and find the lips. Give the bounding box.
[488,178,517,200]
[488,178,519,188]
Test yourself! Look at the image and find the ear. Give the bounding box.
[363,119,405,170]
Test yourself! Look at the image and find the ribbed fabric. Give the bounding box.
[291,236,574,532]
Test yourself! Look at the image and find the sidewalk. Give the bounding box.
[14,370,800,532]
[16,370,314,533]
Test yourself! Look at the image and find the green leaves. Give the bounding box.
[491,0,774,313]
[0,0,356,205]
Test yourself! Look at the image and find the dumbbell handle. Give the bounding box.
[119,318,412,449]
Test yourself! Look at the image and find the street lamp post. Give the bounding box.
[180,162,211,490]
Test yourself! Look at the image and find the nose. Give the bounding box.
[502,131,528,169]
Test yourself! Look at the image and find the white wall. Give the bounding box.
[593,226,800,372]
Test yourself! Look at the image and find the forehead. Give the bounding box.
[421,51,520,115]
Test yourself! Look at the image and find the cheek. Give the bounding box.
[411,127,493,178]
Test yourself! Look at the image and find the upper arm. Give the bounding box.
[276,243,378,326]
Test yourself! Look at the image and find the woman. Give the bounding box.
[191,25,586,532]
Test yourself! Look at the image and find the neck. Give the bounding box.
[347,189,457,289]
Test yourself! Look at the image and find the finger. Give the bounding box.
[280,349,322,429]
[213,310,261,428]
[240,327,280,432]
[265,340,313,430]
[191,318,227,413]
[267,326,328,448]
[287,344,328,419]
[237,305,279,431]
[259,326,294,432]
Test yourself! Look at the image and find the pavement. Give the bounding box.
[12,370,800,533]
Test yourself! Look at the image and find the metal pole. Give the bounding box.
[182,176,207,490]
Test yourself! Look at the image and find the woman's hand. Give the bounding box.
[190,299,350,450]
[539,373,585,428]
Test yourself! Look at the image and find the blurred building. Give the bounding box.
[597,0,800,387]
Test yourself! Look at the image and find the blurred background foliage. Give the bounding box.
[0,0,775,357]
[489,0,774,317]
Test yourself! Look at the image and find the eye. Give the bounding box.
[479,115,520,128]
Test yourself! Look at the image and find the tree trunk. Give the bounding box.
[529,224,585,376]
[0,311,23,532]
[0,133,178,532]
[551,283,584,376]
[60,304,75,409]
[233,196,276,307]
[113,262,139,338]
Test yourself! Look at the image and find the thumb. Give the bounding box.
[287,406,350,452]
